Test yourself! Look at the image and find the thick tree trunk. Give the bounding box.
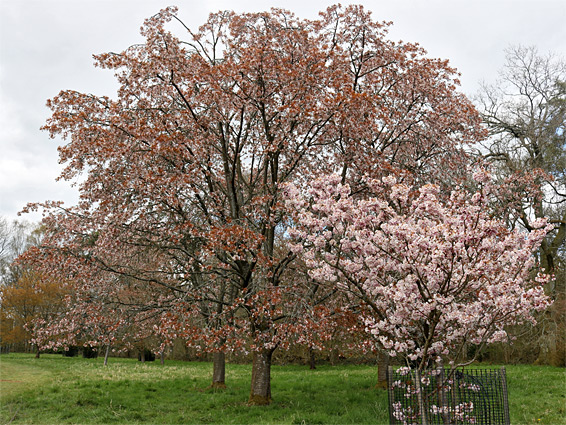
[248,349,274,405]
[376,351,389,389]
[211,351,226,389]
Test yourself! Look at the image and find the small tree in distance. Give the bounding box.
[0,269,67,355]
[285,172,552,370]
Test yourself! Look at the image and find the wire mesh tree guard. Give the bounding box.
[387,366,510,425]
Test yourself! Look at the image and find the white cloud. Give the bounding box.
[0,0,564,223]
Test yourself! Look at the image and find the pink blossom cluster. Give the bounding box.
[285,173,552,367]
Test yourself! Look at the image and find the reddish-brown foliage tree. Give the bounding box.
[30,5,484,404]
[23,240,194,364]
[0,269,68,355]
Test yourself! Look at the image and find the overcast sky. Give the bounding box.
[1,0,565,223]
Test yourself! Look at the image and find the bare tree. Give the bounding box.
[0,218,40,285]
[475,45,566,366]
[476,45,566,276]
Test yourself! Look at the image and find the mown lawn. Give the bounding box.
[0,353,564,424]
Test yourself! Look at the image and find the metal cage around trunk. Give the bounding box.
[387,366,510,425]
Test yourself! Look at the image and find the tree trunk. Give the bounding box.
[248,349,274,405]
[104,345,110,366]
[160,350,165,365]
[415,369,428,425]
[330,347,339,366]
[438,367,450,425]
[309,347,316,370]
[376,351,389,389]
[211,351,226,388]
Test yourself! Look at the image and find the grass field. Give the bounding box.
[0,353,564,424]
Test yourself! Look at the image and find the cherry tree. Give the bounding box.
[21,243,152,362]
[285,172,552,370]
[30,4,484,404]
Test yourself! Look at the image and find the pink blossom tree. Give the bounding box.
[285,172,552,371]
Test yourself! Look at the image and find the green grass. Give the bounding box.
[0,354,564,424]
[505,364,566,424]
